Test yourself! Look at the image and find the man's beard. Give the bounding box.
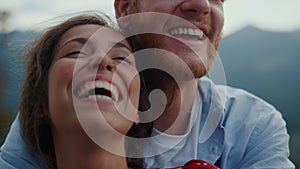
[132,33,220,80]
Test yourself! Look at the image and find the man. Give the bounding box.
[0,0,295,168]
[114,1,294,168]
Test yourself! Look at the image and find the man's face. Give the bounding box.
[115,0,224,78]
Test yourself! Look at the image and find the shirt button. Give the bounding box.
[210,146,218,154]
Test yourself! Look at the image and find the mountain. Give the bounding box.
[0,31,36,111]
[219,26,300,133]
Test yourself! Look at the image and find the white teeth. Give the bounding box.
[188,28,193,35]
[169,28,204,40]
[179,28,184,34]
[77,81,119,101]
[174,29,178,35]
[183,28,188,34]
[86,95,113,101]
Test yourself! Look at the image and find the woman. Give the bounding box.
[19,13,151,169]
[18,12,219,169]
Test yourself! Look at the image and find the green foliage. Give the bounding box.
[290,132,300,168]
[0,112,11,144]
[0,56,10,144]
[0,69,5,104]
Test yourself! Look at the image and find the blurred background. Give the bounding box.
[1,0,299,167]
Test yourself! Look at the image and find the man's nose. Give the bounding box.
[179,0,211,17]
[88,54,116,73]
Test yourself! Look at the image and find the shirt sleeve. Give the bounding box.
[0,113,47,169]
[238,108,295,169]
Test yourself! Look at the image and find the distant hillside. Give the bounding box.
[219,26,300,133]
[0,31,36,111]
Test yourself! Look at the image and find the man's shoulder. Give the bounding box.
[198,77,277,113]
[212,85,294,169]
[214,84,287,137]
[198,77,283,126]
[216,84,277,113]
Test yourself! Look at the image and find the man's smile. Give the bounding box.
[168,27,205,40]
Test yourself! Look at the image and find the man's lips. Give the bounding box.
[168,27,205,40]
[166,21,209,41]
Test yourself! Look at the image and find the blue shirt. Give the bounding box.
[0,77,295,169]
[144,77,295,168]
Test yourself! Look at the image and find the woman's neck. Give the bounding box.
[53,131,128,169]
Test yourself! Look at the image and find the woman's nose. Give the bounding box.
[88,54,116,73]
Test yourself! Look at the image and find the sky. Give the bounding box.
[1,0,300,36]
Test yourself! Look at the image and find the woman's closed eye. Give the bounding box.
[65,50,87,57]
[113,56,132,65]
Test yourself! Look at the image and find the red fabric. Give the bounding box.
[166,160,219,169]
[129,159,219,169]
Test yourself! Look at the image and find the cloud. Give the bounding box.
[3,0,115,31]
[224,0,300,35]
[2,0,300,34]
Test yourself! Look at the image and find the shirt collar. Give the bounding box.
[198,75,225,143]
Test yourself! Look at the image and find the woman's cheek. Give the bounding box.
[54,59,76,78]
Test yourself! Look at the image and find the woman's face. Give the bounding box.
[48,24,140,139]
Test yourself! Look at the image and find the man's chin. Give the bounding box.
[187,61,211,79]
[134,33,216,79]
[162,62,209,82]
